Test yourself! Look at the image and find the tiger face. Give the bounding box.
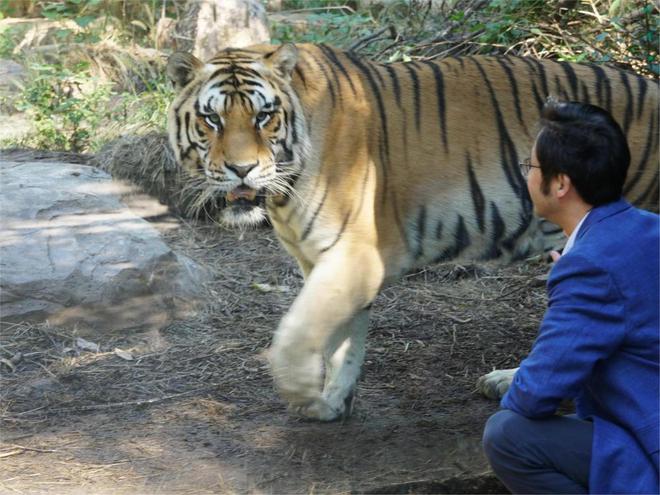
[167,45,308,226]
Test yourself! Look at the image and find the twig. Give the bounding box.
[0,450,24,458]
[1,434,34,443]
[436,0,488,41]
[350,26,397,52]
[1,444,58,454]
[417,30,484,60]
[282,6,355,15]
[446,314,472,324]
[371,38,405,61]
[449,325,458,356]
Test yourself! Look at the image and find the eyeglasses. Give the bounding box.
[519,157,541,177]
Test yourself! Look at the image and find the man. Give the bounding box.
[479,100,660,494]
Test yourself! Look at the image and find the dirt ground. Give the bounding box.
[1,162,551,494]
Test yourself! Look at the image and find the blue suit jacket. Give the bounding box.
[501,199,660,494]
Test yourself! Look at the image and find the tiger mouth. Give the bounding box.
[226,185,259,206]
[221,184,267,227]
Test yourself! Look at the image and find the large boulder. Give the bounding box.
[0,161,210,334]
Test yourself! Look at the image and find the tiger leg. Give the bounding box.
[269,248,383,421]
[314,308,370,419]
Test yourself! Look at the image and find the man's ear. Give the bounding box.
[555,173,572,199]
[167,52,203,90]
[264,43,298,80]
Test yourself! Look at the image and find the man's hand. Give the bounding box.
[550,250,562,262]
[477,368,519,400]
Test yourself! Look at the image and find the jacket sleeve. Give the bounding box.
[501,253,626,418]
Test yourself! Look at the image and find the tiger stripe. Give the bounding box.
[423,60,448,151]
[383,64,402,107]
[467,153,486,233]
[404,63,422,132]
[496,58,526,132]
[319,44,358,97]
[624,110,658,197]
[470,59,529,211]
[591,64,612,113]
[636,77,648,119]
[618,71,634,134]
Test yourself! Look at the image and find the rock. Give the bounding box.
[0,58,26,113]
[0,58,35,140]
[0,161,211,334]
[173,0,270,61]
[0,59,25,94]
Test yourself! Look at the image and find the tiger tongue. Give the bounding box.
[226,186,257,203]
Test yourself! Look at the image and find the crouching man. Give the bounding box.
[479,100,659,494]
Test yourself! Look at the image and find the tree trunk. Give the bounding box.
[173,0,271,61]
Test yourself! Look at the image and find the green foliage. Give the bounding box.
[7,59,174,152]
[281,0,354,8]
[97,75,174,144]
[447,0,657,77]
[271,11,375,46]
[0,0,180,46]
[0,22,30,58]
[616,1,659,76]
[0,0,177,151]
[0,0,24,18]
[272,0,443,56]
[40,0,102,20]
[271,0,657,77]
[474,0,548,47]
[13,63,113,152]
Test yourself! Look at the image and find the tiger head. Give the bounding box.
[166,44,309,227]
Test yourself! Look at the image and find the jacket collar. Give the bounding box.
[576,197,631,240]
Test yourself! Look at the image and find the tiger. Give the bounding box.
[166,43,659,421]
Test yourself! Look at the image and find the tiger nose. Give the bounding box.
[225,162,257,179]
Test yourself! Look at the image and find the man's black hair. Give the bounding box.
[535,99,630,205]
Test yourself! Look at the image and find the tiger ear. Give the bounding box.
[265,43,298,79]
[167,52,203,90]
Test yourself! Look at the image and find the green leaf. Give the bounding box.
[75,16,95,28]
[42,10,60,19]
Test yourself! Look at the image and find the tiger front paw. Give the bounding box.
[268,343,323,411]
[291,387,357,422]
[290,397,342,422]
